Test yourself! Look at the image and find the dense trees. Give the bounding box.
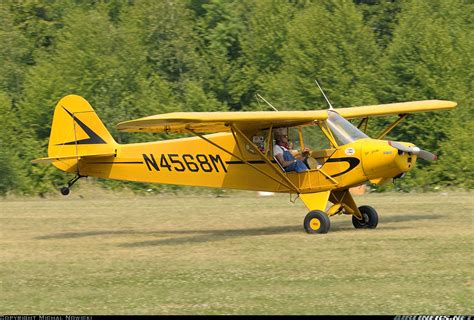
[266,1,380,109]
[377,0,473,189]
[0,0,471,195]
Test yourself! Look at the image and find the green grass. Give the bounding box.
[1,188,472,314]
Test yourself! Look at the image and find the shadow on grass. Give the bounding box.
[380,214,442,223]
[329,213,442,231]
[34,214,441,246]
[121,225,303,247]
[35,230,142,240]
[120,223,413,247]
[35,225,301,241]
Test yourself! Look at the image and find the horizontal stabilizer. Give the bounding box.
[31,152,115,164]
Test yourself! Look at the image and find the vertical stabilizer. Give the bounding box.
[46,95,116,172]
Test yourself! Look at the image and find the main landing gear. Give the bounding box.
[303,205,379,234]
[352,205,378,229]
[301,190,379,234]
[60,175,85,196]
[304,210,331,234]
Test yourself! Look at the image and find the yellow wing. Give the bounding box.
[116,100,456,134]
[335,100,456,119]
[117,110,329,133]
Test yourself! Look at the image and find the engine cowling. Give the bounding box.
[361,139,417,180]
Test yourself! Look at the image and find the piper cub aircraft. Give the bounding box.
[32,95,456,234]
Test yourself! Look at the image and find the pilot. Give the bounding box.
[273,129,309,173]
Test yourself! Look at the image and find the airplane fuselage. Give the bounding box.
[53,133,414,194]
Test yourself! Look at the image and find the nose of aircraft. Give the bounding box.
[361,139,417,180]
[390,141,418,173]
[388,140,437,162]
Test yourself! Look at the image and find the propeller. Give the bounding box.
[388,141,437,161]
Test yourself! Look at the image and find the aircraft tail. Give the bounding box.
[32,95,116,172]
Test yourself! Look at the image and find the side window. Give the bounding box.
[250,129,270,154]
[288,127,301,150]
[301,125,331,150]
[252,134,265,153]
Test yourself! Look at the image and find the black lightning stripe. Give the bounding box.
[224,157,359,178]
[57,106,107,145]
[326,157,360,177]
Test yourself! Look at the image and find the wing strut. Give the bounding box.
[376,114,408,139]
[357,117,369,133]
[186,128,299,193]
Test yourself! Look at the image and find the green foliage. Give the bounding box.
[125,1,201,82]
[431,116,474,189]
[375,0,473,190]
[264,1,380,110]
[354,0,402,49]
[234,0,298,110]
[0,4,33,100]
[0,0,471,195]
[0,91,39,195]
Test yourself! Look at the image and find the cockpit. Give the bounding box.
[264,111,368,169]
[247,111,370,172]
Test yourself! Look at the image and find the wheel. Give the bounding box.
[60,187,70,196]
[304,210,331,234]
[352,205,378,229]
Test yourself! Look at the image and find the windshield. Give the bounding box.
[326,111,368,146]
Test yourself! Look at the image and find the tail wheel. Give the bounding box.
[352,205,378,229]
[60,187,70,196]
[304,210,331,234]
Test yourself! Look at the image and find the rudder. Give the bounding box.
[46,95,116,172]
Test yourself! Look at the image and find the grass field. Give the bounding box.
[1,188,472,315]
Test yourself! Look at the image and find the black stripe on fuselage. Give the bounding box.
[326,157,360,177]
[87,158,360,178]
[226,160,272,165]
[88,161,143,165]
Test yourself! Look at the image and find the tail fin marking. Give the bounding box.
[59,106,107,145]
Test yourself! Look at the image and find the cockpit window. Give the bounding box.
[326,111,368,146]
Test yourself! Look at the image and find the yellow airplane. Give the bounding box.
[32,95,456,234]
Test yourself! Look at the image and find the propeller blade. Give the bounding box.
[388,141,419,153]
[388,141,437,161]
[417,149,437,161]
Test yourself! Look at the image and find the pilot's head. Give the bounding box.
[274,128,289,144]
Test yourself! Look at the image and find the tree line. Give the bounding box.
[0,0,472,195]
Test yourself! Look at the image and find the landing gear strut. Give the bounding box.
[60,175,85,196]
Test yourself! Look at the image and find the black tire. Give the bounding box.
[352,205,378,229]
[304,210,331,234]
[60,187,70,196]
